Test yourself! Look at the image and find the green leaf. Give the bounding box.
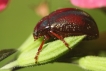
[0,35,86,70]
[0,49,16,62]
[17,35,86,66]
[79,56,106,71]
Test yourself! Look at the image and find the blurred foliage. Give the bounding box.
[0,0,106,71]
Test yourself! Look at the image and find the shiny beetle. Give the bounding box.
[33,8,99,62]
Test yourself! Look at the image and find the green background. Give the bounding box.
[0,0,106,71]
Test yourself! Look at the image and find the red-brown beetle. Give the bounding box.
[33,8,99,62]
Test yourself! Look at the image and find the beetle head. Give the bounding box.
[33,28,42,40]
[33,27,47,40]
[33,29,38,40]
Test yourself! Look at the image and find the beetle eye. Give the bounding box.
[33,30,38,36]
[33,31,39,39]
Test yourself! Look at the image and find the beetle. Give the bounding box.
[33,8,99,63]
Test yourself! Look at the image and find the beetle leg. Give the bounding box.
[49,31,70,50]
[34,35,50,63]
[34,39,45,63]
